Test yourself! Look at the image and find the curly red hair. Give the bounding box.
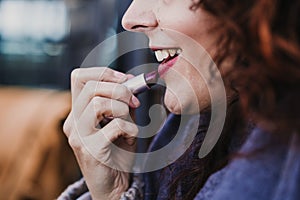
[193,0,300,133]
[168,1,300,199]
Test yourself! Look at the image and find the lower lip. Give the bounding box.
[158,56,179,77]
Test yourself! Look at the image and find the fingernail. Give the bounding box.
[114,71,126,79]
[130,96,140,108]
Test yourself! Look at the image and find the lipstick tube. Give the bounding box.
[99,70,158,127]
[122,70,158,94]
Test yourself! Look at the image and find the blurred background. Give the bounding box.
[0,0,163,199]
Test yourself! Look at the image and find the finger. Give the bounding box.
[102,118,138,146]
[125,74,135,79]
[64,96,132,138]
[78,97,132,136]
[63,111,75,138]
[87,118,138,148]
[74,118,138,171]
[71,67,127,103]
[73,80,139,118]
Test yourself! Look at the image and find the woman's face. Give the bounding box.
[122,0,223,114]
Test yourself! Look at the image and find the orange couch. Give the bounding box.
[0,87,80,200]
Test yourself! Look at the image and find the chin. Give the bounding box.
[166,105,182,115]
[164,91,201,115]
[165,101,201,115]
[163,90,181,114]
[164,98,181,115]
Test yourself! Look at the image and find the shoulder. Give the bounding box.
[195,128,300,200]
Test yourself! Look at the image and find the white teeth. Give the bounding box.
[154,48,181,62]
[161,49,169,59]
[169,49,176,57]
[155,51,164,62]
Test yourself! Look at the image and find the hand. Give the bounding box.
[63,67,140,200]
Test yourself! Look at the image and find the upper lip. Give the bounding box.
[150,47,182,62]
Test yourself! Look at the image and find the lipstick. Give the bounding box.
[122,70,158,94]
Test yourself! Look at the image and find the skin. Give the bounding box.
[122,0,219,114]
[64,0,226,199]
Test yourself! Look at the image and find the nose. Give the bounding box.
[122,0,158,33]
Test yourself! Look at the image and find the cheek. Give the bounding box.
[156,3,199,34]
[158,8,217,51]
[159,17,198,37]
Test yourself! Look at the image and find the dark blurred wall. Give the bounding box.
[0,0,135,89]
[0,0,165,154]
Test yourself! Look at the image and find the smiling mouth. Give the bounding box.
[154,48,182,64]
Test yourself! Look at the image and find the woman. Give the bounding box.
[59,0,300,199]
